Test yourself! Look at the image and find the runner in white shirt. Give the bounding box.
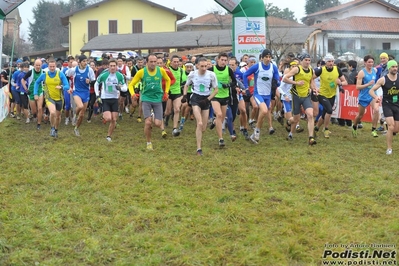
[182,57,219,156]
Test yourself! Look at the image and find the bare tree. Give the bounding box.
[267,27,302,64]
[206,5,231,29]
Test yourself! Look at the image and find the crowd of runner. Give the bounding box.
[3,50,399,155]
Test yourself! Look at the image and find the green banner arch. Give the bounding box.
[215,0,267,60]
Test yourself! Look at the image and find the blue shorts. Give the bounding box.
[11,90,21,104]
[253,94,271,108]
[73,90,90,104]
[358,97,372,108]
[282,100,292,113]
[64,90,71,110]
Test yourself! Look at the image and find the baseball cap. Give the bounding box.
[239,62,247,67]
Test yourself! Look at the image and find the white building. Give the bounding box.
[303,0,399,59]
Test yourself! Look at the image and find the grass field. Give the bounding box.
[0,113,398,265]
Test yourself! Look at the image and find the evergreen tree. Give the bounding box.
[2,34,16,57]
[28,0,89,51]
[304,0,341,15]
[265,3,297,21]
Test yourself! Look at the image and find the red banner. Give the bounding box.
[332,85,373,122]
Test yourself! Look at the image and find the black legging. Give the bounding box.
[317,95,336,120]
[87,92,96,120]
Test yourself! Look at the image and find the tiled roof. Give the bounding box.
[305,0,399,18]
[178,13,305,28]
[179,13,232,27]
[312,16,399,33]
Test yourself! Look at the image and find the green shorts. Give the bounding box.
[29,87,43,100]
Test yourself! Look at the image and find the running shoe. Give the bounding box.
[231,135,237,142]
[249,120,256,129]
[371,130,378,137]
[287,133,293,141]
[386,148,392,155]
[146,143,153,150]
[25,118,30,124]
[37,124,41,130]
[210,118,216,130]
[296,126,304,133]
[219,139,225,147]
[269,127,275,135]
[137,117,142,123]
[106,136,112,142]
[50,128,55,137]
[65,117,70,125]
[196,149,203,156]
[249,133,259,144]
[74,127,80,137]
[277,115,284,126]
[323,129,331,139]
[308,137,317,146]
[172,128,180,137]
[161,130,167,138]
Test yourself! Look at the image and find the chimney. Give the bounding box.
[190,17,193,21]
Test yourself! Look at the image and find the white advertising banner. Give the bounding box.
[214,0,241,13]
[0,85,9,123]
[234,17,266,61]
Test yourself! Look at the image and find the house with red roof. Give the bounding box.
[302,0,399,59]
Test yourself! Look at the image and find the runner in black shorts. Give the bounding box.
[182,57,219,155]
[370,60,399,155]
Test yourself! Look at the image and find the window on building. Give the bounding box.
[109,20,117,34]
[132,20,143,33]
[383,43,391,50]
[328,39,335,52]
[88,20,98,41]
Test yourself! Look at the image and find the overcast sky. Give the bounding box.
[17,0,306,38]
